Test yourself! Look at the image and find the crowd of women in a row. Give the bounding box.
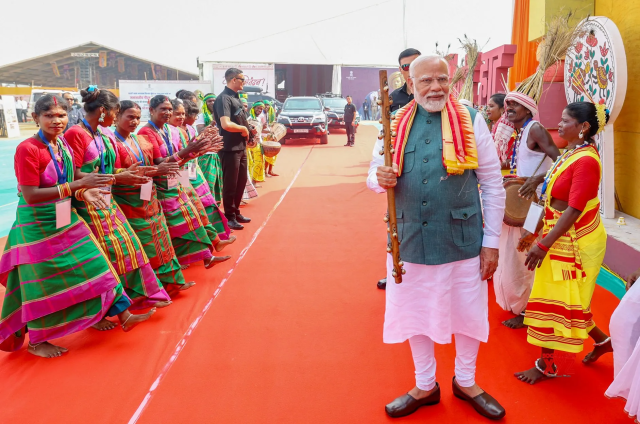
[0,87,239,358]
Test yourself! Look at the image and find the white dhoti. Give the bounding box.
[493,223,535,314]
[384,255,489,344]
[605,280,640,421]
[384,255,488,389]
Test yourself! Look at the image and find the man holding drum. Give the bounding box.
[492,92,560,329]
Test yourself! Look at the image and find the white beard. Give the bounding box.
[415,91,447,113]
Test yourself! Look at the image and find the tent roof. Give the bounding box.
[199,20,402,67]
[0,41,198,87]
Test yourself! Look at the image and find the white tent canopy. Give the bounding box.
[199,26,401,67]
[198,0,513,68]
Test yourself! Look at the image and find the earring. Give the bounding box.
[579,130,584,139]
[98,112,105,123]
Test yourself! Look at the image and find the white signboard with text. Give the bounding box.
[118,80,211,121]
[210,63,275,96]
[1,96,21,138]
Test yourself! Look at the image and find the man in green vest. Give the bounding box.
[367,55,506,420]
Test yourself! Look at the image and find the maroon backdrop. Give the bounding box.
[341,66,398,117]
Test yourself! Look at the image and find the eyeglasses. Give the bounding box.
[235,77,245,82]
[400,64,411,71]
[412,76,450,88]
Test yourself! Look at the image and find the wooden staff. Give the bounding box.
[378,70,405,284]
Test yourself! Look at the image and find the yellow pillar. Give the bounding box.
[528,0,595,41]
[595,0,640,218]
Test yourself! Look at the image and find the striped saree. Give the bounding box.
[197,153,223,203]
[0,138,126,349]
[70,126,169,310]
[180,126,231,240]
[524,146,606,353]
[139,124,217,266]
[112,133,188,291]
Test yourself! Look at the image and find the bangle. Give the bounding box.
[533,233,539,238]
[173,152,182,162]
[536,241,549,253]
[115,168,125,174]
[57,182,71,199]
[75,188,87,201]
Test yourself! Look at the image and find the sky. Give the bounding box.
[0,0,514,72]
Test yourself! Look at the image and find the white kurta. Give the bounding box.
[605,279,640,420]
[368,111,505,344]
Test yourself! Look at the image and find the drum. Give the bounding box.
[266,123,286,142]
[247,118,262,135]
[503,177,538,227]
[262,141,282,158]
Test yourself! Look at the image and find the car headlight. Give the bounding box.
[313,116,325,123]
[278,116,290,124]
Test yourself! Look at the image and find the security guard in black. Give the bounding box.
[344,97,357,146]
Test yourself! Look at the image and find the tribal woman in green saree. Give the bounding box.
[0,94,155,358]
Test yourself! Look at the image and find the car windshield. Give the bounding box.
[283,99,322,111]
[322,98,347,109]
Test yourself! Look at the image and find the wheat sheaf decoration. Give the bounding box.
[457,35,481,103]
[517,11,588,102]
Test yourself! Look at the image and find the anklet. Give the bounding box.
[534,359,557,377]
[121,314,134,329]
[28,342,43,350]
[593,336,611,347]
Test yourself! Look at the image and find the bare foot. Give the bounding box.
[205,255,231,269]
[214,235,237,252]
[407,385,439,400]
[502,315,526,329]
[583,338,613,364]
[122,308,156,332]
[92,318,117,331]
[153,300,172,308]
[28,341,68,358]
[515,360,552,385]
[180,281,196,291]
[180,264,190,270]
[265,174,272,178]
[167,282,196,297]
[268,172,279,177]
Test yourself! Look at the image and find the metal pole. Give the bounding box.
[403,0,407,49]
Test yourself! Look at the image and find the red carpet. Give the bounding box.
[0,126,629,423]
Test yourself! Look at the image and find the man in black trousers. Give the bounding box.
[213,68,252,230]
[343,96,357,147]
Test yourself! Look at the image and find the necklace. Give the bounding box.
[540,142,590,198]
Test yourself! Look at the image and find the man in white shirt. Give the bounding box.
[368,55,506,420]
[15,98,25,123]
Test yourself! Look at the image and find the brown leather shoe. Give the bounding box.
[385,383,440,418]
[452,377,505,420]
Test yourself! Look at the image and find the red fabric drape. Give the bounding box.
[509,0,539,90]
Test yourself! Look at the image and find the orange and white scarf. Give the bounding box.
[391,95,478,176]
